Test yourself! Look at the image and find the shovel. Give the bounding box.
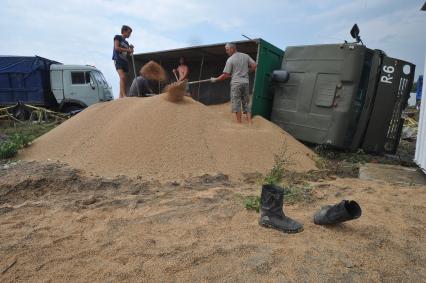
[130,53,141,97]
[187,78,212,85]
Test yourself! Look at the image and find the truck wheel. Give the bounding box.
[63,105,84,114]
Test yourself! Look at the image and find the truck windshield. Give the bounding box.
[92,71,110,88]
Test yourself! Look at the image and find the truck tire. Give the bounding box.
[62,104,84,114]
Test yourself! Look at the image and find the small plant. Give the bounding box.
[0,133,35,159]
[243,195,261,212]
[281,184,314,204]
[264,143,294,185]
[8,133,33,148]
[0,140,18,159]
[314,156,328,170]
[0,122,57,160]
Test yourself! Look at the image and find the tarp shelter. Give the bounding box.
[130,39,284,118]
[0,56,60,106]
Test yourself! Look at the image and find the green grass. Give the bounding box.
[241,184,313,213]
[281,184,314,204]
[0,122,56,137]
[0,122,57,159]
[243,195,261,212]
[0,141,18,159]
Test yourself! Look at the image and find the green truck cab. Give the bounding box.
[270,43,415,154]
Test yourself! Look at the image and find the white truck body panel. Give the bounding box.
[414,55,426,173]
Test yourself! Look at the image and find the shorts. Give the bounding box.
[230,83,250,113]
[114,59,129,73]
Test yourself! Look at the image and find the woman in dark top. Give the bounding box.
[112,25,134,98]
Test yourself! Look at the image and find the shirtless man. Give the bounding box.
[173,57,190,95]
[173,56,189,81]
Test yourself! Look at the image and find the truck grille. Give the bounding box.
[384,77,410,153]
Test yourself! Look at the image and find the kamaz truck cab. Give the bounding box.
[50,64,113,112]
[270,25,415,154]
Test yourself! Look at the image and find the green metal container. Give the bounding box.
[251,39,285,119]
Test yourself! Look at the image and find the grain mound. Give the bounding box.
[21,95,317,181]
[140,60,167,81]
[164,80,186,102]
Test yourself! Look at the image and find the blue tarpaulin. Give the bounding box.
[0,56,60,106]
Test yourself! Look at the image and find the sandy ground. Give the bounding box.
[1,161,425,282]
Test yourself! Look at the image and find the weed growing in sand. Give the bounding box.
[263,143,294,185]
[314,145,370,164]
[243,195,261,212]
[314,156,328,170]
[242,183,313,213]
[282,184,314,204]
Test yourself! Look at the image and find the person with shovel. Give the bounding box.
[112,25,134,98]
[173,56,189,82]
[210,42,257,124]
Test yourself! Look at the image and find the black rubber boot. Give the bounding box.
[313,200,362,225]
[258,184,304,234]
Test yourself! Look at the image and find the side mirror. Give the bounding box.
[350,24,363,44]
[90,80,96,90]
[350,24,359,39]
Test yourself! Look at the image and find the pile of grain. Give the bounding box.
[21,95,317,181]
[163,80,187,102]
[140,60,167,81]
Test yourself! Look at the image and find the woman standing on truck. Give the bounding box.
[112,25,134,98]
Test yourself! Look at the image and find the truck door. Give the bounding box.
[91,71,108,101]
[50,68,64,104]
[63,69,100,107]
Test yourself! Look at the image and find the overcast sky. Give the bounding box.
[1,0,425,97]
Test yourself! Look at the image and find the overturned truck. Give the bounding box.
[130,36,414,155]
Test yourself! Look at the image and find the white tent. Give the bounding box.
[414,55,426,172]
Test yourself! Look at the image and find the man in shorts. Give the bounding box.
[112,25,134,98]
[211,43,257,124]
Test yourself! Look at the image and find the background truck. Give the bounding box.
[0,56,113,117]
[129,30,415,155]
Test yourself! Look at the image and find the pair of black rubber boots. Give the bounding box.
[258,184,362,234]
